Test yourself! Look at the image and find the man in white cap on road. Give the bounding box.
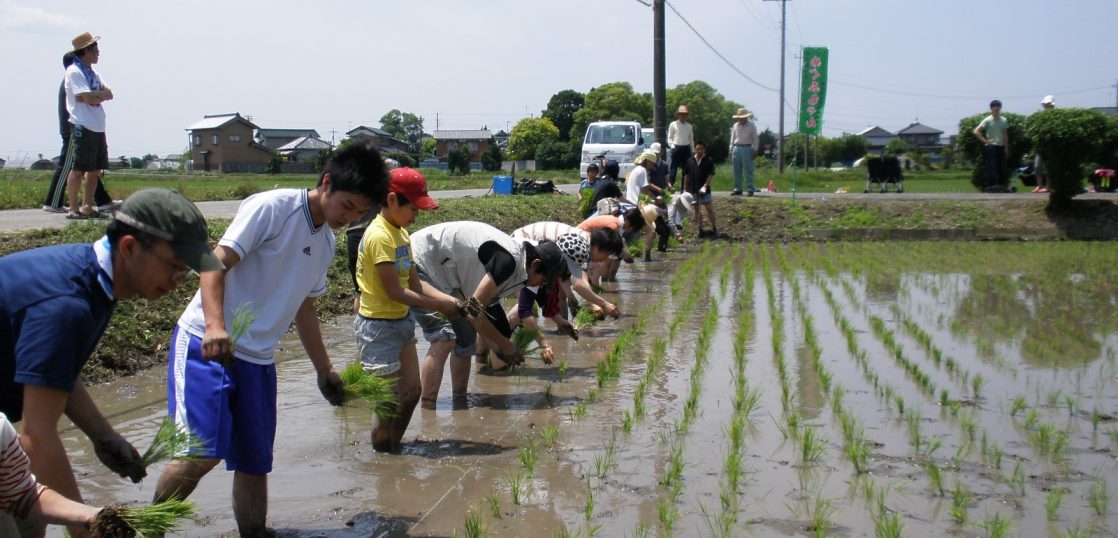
[730,107,759,196]
[667,105,694,185]
[1033,96,1055,193]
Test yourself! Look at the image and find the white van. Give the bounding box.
[579,121,644,179]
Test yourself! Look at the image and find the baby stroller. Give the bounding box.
[864,156,904,193]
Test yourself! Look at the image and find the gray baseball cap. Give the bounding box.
[113,189,224,272]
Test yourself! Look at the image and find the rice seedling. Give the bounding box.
[464,507,486,538]
[570,403,588,422]
[228,302,259,347]
[800,425,825,464]
[846,436,870,474]
[1046,487,1066,521]
[573,306,598,330]
[1010,396,1027,416]
[504,470,527,505]
[631,522,652,538]
[584,478,595,520]
[93,499,197,537]
[556,360,567,382]
[1035,423,1055,454]
[940,389,949,407]
[923,459,945,496]
[1024,408,1040,430]
[1088,478,1108,516]
[989,444,1003,471]
[1066,396,1079,416]
[1009,462,1026,496]
[978,511,1012,538]
[587,388,599,403]
[517,442,539,475]
[804,491,836,538]
[1092,408,1102,432]
[949,481,970,524]
[483,491,501,519]
[339,362,397,418]
[538,424,558,446]
[543,382,553,401]
[872,507,903,538]
[1048,389,1063,407]
[972,374,986,399]
[621,410,633,433]
[140,417,206,468]
[664,443,685,488]
[657,498,679,535]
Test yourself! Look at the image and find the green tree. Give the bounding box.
[884,139,910,157]
[480,139,503,171]
[758,128,777,160]
[142,153,159,164]
[266,152,282,174]
[535,141,579,170]
[420,137,437,157]
[129,157,144,169]
[666,80,741,162]
[957,112,1031,191]
[1027,107,1110,208]
[314,149,331,172]
[507,117,560,161]
[542,89,585,142]
[570,82,652,145]
[446,144,472,175]
[939,145,956,169]
[379,109,425,151]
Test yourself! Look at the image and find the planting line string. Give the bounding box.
[408,397,530,531]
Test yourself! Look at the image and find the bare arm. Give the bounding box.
[65,383,144,483]
[200,245,240,361]
[292,296,344,405]
[75,88,113,106]
[376,264,459,316]
[25,488,101,531]
[21,385,90,536]
[973,124,988,144]
[571,272,618,317]
[467,274,516,355]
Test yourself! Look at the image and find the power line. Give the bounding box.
[663,0,780,93]
[830,81,1113,101]
[738,0,778,30]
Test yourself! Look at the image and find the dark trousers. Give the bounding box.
[44,136,113,208]
[985,144,1007,187]
[669,144,691,184]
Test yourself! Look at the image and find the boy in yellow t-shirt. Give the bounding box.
[354,168,460,452]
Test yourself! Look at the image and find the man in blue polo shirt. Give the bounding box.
[0,188,223,536]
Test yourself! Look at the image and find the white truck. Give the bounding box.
[579,121,644,179]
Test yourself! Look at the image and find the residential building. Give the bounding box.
[346,126,408,155]
[858,126,897,152]
[186,113,272,173]
[277,136,332,170]
[0,157,6,169]
[492,129,510,149]
[433,129,492,161]
[257,128,321,151]
[896,122,944,152]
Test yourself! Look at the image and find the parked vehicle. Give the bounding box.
[579,121,644,179]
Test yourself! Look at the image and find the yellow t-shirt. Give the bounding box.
[356,214,412,319]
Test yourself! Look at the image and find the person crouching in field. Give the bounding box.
[354,168,461,452]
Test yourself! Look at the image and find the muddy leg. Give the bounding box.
[378,345,421,452]
[232,471,268,537]
[449,354,471,398]
[153,458,220,503]
[420,340,454,409]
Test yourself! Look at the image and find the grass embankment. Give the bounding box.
[3,166,984,210]
[0,168,582,209]
[2,190,1115,382]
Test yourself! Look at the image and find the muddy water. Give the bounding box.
[54,242,1118,537]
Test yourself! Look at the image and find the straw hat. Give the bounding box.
[639,202,659,226]
[733,107,753,119]
[71,32,101,52]
[676,105,689,115]
[634,150,658,165]
[1041,95,1055,106]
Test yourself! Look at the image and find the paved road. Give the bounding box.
[1,184,1114,234]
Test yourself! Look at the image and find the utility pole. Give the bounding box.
[653,0,667,145]
[764,0,788,173]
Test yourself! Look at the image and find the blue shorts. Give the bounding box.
[167,326,277,474]
[354,315,417,376]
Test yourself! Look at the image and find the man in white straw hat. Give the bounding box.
[63,32,115,220]
[667,105,694,185]
[730,107,759,196]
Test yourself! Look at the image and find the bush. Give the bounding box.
[1026,108,1110,207]
[535,141,579,170]
[447,145,471,176]
[957,112,1031,191]
[481,140,503,171]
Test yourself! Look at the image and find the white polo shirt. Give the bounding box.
[64,63,107,133]
[178,189,334,365]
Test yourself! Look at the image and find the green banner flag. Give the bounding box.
[798,47,829,135]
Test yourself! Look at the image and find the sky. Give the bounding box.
[1,0,1115,167]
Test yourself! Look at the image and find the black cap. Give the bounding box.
[113,189,224,272]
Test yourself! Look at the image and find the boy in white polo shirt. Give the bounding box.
[153,143,388,537]
[354,168,460,452]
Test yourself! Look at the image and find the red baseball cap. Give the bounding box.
[389,167,438,210]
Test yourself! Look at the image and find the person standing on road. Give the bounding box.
[0,189,223,537]
[1033,95,1055,193]
[729,107,759,196]
[43,52,115,214]
[683,141,718,238]
[973,99,1010,192]
[63,32,115,219]
[667,105,694,185]
[152,144,387,537]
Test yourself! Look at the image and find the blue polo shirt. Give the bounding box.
[0,242,115,422]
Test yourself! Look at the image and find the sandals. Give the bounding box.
[65,211,85,220]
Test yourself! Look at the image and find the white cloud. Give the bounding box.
[0,1,83,29]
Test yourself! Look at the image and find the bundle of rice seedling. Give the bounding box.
[573,307,599,330]
[139,417,206,468]
[511,327,543,362]
[340,362,397,419]
[90,499,196,537]
[229,303,258,345]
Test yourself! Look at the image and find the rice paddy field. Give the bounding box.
[64,240,1118,537]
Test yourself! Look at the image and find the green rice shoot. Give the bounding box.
[512,327,543,361]
[573,306,598,330]
[229,303,259,346]
[140,417,206,467]
[119,498,196,536]
[340,362,397,419]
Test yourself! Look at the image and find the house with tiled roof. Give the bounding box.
[186,113,272,172]
[433,129,492,161]
[346,126,408,155]
[896,122,944,152]
[257,128,321,151]
[858,126,897,152]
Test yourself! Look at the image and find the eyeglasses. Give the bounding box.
[147,248,195,280]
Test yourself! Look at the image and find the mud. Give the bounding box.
[53,241,1118,537]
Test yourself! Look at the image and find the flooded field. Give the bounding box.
[57,241,1118,537]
